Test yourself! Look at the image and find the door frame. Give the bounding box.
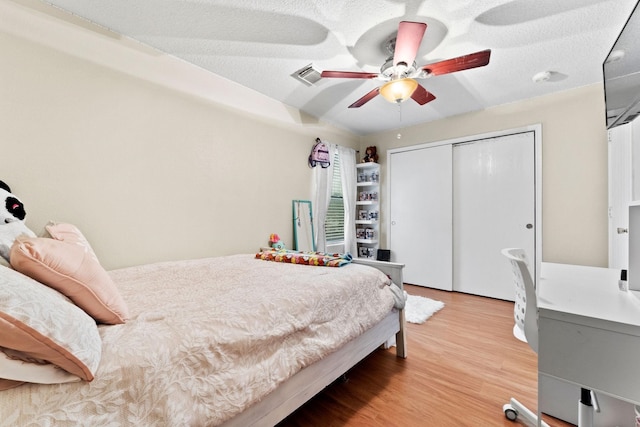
[386,124,543,285]
[607,124,633,269]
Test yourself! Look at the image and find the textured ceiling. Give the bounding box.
[39,0,638,135]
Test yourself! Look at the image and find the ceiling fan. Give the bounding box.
[321,21,491,108]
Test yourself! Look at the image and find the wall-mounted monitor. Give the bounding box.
[604,1,640,129]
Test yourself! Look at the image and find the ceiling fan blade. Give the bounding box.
[348,87,381,108]
[393,21,427,67]
[411,84,436,105]
[321,70,379,79]
[421,49,492,76]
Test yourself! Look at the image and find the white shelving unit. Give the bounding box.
[356,162,380,259]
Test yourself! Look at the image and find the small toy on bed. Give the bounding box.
[0,181,36,263]
[269,233,286,250]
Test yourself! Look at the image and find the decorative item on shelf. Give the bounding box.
[365,228,375,240]
[357,247,377,258]
[362,146,378,163]
[356,210,378,222]
[269,233,285,250]
[358,191,378,201]
[357,170,380,183]
[308,138,331,168]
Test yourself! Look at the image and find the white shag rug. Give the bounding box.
[404,294,445,324]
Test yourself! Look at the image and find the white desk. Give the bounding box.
[538,262,640,406]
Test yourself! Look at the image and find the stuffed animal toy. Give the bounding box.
[0,181,36,263]
[362,146,378,163]
[269,233,285,250]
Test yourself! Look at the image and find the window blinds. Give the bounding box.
[325,152,344,242]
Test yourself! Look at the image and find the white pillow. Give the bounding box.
[0,350,81,384]
[0,265,101,390]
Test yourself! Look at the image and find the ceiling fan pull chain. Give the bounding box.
[396,104,404,139]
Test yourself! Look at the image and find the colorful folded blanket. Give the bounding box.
[255,250,352,267]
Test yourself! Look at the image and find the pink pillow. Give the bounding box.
[44,222,98,254]
[10,226,129,324]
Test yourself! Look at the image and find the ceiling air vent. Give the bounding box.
[292,64,322,86]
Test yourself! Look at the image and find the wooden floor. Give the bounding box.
[277,285,574,427]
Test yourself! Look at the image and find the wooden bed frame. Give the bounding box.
[222,258,406,427]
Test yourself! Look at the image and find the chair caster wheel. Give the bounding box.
[503,403,518,421]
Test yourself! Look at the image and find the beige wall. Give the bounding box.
[0,1,358,269]
[362,85,609,267]
[1,0,610,270]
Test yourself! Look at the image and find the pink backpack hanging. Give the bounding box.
[308,138,331,168]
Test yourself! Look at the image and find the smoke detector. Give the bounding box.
[532,71,551,83]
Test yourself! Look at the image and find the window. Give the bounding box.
[325,152,344,242]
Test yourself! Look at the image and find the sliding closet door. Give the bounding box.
[453,132,535,300]
[389,145,453,290]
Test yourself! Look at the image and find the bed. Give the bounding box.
[0,236,406,427]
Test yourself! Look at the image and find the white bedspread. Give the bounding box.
[2,254,401,426]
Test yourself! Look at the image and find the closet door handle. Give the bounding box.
[526,223,533,229]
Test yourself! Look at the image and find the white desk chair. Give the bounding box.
[501,248,598,427]
[509,248,530,345]
[501,248,549,426]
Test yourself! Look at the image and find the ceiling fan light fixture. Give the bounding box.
[321,21,491,109]
[379,78,418,103]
